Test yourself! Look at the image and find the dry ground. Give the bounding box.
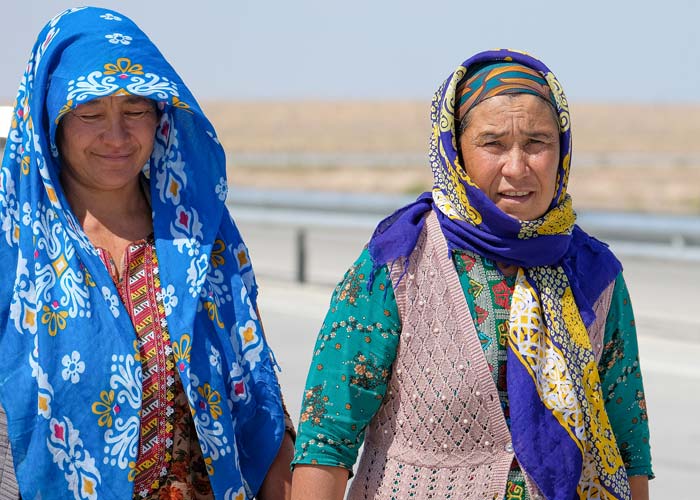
[202,101,700,154]
[201,101,700,214]
[3,99,693,213]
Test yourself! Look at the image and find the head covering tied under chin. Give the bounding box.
[367,49,631,500]
[367,50,618,312]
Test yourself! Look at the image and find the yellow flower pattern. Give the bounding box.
[197,384,223,420]
[103,57,144,76]
[210,239,226,268]
[41,304,68,336]
[172,334,192,370]
[91,390,116,427]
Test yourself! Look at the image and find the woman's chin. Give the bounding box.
[496,201,545,222]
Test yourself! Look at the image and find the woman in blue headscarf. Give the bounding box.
[0,7,293,499]
[291,50,653,499]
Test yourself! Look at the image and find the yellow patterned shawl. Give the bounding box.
[430,50,630,499]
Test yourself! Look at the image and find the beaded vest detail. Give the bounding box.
[348,211,614,499]
[348,211,527,499]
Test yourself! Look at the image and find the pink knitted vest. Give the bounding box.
[347,211,613,500]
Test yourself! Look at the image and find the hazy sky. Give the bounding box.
[1,1,698,103]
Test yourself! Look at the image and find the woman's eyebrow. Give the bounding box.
[122,96,154,106]
[474,130,507,141]
[524,128,558,139]
[75,100,103,110]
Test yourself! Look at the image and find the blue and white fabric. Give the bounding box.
[0,7,284,499]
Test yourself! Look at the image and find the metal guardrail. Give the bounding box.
[227,187,700,282]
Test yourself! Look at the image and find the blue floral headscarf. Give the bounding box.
[0,7,283,499]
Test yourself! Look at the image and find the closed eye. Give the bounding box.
[124,110,152,119]
[73,113,103,122]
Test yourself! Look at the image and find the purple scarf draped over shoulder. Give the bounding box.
[368,194,619,328]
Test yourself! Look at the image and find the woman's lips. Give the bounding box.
[498,190,534,201]
[500,191,531,197]
[94,152,133,162]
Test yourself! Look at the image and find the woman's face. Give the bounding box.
[58,95,159,195]
[458,93,560,221]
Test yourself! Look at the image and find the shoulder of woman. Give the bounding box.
[564,225,623,310]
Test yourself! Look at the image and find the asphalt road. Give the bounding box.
[240,221,700,499]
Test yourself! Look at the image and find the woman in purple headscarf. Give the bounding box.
[290,50,653,499]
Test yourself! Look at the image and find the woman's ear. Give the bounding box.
[54,121,64,158]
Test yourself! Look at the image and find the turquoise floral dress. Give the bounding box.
[292,248,653,499]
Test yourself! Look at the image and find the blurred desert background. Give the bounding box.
[202,101,700,214]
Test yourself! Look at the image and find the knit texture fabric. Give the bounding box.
[349,211,535,499]
[349,211,614,499]
[0,406,19,499]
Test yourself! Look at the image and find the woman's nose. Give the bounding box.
[501,148,527,178]
[101,115,129,144]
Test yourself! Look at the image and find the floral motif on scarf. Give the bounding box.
[0,7,283,499]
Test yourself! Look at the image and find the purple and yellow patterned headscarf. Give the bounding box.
[429,52,573,244]
[368,49,629,499]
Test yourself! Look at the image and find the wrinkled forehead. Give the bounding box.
[72,95,157,110]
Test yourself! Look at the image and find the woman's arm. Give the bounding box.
[629,475,649,500]
[257,431,295,500]
[597,274,654,491]
[291,464,349,500]
[291,249,401,477]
